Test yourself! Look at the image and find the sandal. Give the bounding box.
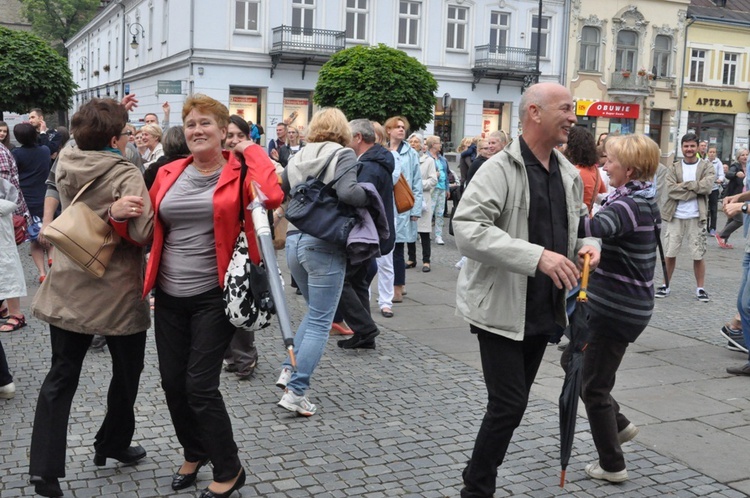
[0,315,26,333]
[0,306,8,320]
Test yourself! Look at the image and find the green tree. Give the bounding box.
[0,27,76,114]
[314,44,438,131]
[20,0,100,55]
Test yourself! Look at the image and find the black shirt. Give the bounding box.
[519,136,569,337]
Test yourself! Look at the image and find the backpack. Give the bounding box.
[256,124,264,136]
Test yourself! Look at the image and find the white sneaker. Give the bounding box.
[278,390,317,416]
[436,236,445,245]
[585,462,628,482]
[654,285,670,298]
[455,256,466,270]
[617,423,639,444]
[0,382,15,399]
[275,367,292,390]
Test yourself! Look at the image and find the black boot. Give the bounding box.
[337,329,379,349]
[30,476,63,497]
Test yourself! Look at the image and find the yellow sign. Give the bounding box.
[576,100,597,116]
[684,88,750,114]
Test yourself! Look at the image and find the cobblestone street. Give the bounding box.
[1,217,749,497]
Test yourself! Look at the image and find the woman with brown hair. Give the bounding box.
[565,126,606,216]
[145,95,283,497]
[28,97,153,497]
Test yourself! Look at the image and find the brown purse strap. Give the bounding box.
[69,179,97,206]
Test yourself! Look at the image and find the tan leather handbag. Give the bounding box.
[394,173,415,213]
[43,179,121,278]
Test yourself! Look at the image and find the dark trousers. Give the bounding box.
[580,333,631,472]
[708,189,720,232]
[223,328,257,377]
[154,287,240,482]
[461,327,549,498]
[720,214,743,242]
[393,242,406,286]
[407,233,431,264]
[0,338,11,386]
[336,259,378,336]
[29,326,146,477]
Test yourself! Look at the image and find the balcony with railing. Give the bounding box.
[609,71,651,93]
[472,45,539,91]
[269,25,346,78]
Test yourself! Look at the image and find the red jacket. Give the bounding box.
[143,145,283,297]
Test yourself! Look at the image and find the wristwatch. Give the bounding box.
[743,203,749,214]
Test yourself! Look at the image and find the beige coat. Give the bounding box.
[32,147,154,335]
[417,153,437,233]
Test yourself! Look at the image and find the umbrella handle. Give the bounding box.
[287,345,298,372]
[577,253,590,302]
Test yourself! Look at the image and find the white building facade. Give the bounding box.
[67,0,568,149]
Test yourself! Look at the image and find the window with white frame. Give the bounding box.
[235,0,260,31]
[579,26,599,71]
[446,5,468,50]
[530,15,550,58]
[292,0,314,32]
[690,49,706,82]
[723,52,738,86]
[616,30,638,72]
[489,12,509,53]
[346,0,368,42]
[653,35,671,78]
[398,1,421,46]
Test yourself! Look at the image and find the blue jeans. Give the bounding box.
[283,233,347,395]
[737,252,750,364]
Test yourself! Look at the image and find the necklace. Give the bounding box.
[194,162,224,174]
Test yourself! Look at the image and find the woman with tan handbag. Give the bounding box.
[28,97,153,498]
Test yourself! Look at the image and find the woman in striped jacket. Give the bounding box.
[575,134,660,484]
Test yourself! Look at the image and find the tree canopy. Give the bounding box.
[0,27,76,114]
[314,44,438,131]
[20,0,100,55]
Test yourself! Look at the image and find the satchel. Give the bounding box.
[285,149,359,246]
[223,158,275,332]
[13,214,26,245]
[43,179,120,278]
[394,172,415,213]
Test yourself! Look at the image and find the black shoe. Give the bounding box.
[727,363,750,376]
[93,444,146,466]
[30,476,63,497]
[89,335,107,350]
[199,468,246,498]
[337,330,379,350]
[171,459,210,491]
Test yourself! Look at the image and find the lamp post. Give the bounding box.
[77,56,88,76]
[129,22,145,50]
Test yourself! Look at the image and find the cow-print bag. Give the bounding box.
[223,157,275,331]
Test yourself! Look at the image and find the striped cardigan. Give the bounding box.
[578,194,660,342]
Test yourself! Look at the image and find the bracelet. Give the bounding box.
[108,204,127,223]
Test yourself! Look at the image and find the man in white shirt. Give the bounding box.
[657,133,716,302]
[707,145,726,235]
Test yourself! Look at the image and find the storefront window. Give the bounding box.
[229,86,264,143]
[687,112,735,163]
[282,89,314,137]
[434,98,465,151]
[609,118,635,135]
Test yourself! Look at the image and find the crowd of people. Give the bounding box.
[1,82,750,498]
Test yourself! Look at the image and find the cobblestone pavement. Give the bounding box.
[1,216,748,497]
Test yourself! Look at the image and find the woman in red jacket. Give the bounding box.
[144,94,282,498]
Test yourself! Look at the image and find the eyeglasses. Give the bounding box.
[121,131,133,137]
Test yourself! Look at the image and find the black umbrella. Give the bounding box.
[559,253,592,488]
[249,180,297,371]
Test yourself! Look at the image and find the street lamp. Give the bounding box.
[129,22,145,49]
[78,56,88,75]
